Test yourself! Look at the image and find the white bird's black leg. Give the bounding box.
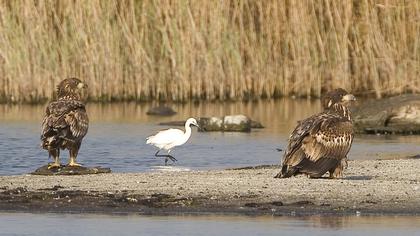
[167,155,177,163]
[155,150,177,165]
[154,150,161,157]
[166,150,177,165]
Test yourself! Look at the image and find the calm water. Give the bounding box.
[1,100,420,235]
[0,213,419,236]
[0,99,419,175]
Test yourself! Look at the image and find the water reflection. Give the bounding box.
[0,99,320,134]
[301,215,420,230]
[0,213,419,236]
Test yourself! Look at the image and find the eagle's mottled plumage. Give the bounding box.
[275,88,356,178]
[41,78,89,168]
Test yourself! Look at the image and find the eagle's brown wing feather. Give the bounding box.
[281,113,324,167]
[279,112,353,178]
[64,109,89,140]
[41,100,88,148]
[303,117,353,162]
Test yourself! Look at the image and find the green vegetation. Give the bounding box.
[0,0,419,103]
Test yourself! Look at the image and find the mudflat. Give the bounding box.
[0,159,419,216]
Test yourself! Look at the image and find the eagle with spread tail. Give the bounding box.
[41,78,89,169]
[275,88,356,178]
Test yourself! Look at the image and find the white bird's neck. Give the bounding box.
[184,122,192,137]
[172,122,192,146]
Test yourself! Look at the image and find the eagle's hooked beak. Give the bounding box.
[77,82,86,89]
[342,94,356,102]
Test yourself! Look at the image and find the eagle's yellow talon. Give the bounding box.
[47,163,61,169]
[67,159,82,167]
[67,163,82,167]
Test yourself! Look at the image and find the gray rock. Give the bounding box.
[159,115,262,132]
[198,117,224,132]
[146,106,177,116]
[31,165,111,175]
[352,94,420,134]
[250,120,264,129]
[223,115,251,132]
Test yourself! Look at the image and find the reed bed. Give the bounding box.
[0,0,419,103]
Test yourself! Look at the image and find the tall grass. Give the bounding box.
[0,0,419,103]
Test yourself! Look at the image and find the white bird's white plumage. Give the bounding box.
[146,128,187,151]
[146,118,199,164]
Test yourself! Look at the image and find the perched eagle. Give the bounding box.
[41,78,89,169]
[275,88,356,178]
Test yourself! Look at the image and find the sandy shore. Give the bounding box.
[0,159,419,216]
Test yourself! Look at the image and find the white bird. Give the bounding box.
[146,118,200,165]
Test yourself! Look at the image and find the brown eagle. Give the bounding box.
[275,88,356,178]
[41,78,89,169]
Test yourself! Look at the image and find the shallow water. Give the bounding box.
[0,100,419,175]
[1,100,420,234]
[0,213,419,236]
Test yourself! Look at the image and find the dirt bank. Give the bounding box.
[0,159,419,216]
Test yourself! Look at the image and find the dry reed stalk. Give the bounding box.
[0,0,418,103]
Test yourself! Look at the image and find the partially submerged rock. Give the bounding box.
[198,117,225,132]
[352,94,420,134]
[222,115,251,132]
[31,165,111,176]
[250,120,265,129]
[146,106,177,116]
[159,115,264,132]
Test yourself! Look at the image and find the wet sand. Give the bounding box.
[0,159,419,216]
